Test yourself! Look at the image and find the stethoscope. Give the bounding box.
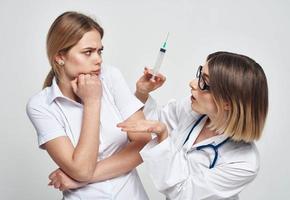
[183,115,230,169]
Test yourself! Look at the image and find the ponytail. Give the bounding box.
[43,69,55,89]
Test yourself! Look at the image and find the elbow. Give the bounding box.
[67,162,96,182]
[78,173,93,182]
[72,167,94,182]
[68,154,98,182]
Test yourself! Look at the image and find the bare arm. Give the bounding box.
[89,110,151,182]
[47,67,165,189]
[88,68,163,181]
[90,141,145,182]
[48,140,145,191]
[88,68,166,181]
[45,74,102,182]
[48,110,152,190]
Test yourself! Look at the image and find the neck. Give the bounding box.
[57,79,79,103]
[193,119,220,145]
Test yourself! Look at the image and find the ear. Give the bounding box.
[54,53,65,65]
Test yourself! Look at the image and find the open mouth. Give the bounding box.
[191,95,196,101]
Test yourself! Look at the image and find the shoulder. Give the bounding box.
[26,87,51,115]
[227,141,260,172]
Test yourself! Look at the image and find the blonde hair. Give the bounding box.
[206,52,268,142]
[43,11,104,88]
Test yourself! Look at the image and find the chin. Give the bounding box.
[191,104,200,114]
[192,105,208,116]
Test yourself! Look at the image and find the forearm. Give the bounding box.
[72,102,101,178]
[89,141,146,182]
[87,110,148,182]
[48,141,146,190]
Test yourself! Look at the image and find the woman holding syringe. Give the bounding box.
[119,51,268,200]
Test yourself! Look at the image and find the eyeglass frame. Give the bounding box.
[196,65,210,91]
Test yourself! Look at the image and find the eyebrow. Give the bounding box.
[82,46,104,51]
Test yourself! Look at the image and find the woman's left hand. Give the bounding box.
[48,168,88,191]
[117,120,168,143]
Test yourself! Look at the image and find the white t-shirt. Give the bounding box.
[26,65,148,200]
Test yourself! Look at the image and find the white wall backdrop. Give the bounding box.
[0,0,289,199]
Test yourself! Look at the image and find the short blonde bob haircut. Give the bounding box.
[207,51,268,142]
[43,11,104,88]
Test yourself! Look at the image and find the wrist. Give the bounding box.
[135,91,149,103]
[83,99,101,107]
[157,129,168,143]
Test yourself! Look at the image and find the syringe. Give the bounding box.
[151,33,169,80]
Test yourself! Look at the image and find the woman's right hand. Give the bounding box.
[135,67,166,103]
[71,74,102,105]
[117,119,168,143]
[48,168,88,191]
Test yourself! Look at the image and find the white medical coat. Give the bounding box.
[26,65,148,200]
[140,96,259,200]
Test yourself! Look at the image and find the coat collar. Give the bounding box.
[46,78,82,107]
[184,115,229,151]
[46,78,65,104]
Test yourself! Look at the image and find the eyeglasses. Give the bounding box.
[196,65,210,91]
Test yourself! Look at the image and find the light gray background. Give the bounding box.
[0,0,289,199]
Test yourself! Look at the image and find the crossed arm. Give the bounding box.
[44,101,101,182]
[47,67,165,191]
[47,110,151,191]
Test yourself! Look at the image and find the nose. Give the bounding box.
[189,79,198,90]
[94,53,103,66]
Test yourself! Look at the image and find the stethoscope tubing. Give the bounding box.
[183,115,230,168]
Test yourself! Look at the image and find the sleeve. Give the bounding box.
[143,96,196,134]
[109,67,144,120]
[26,100,66,149]
[140,137,258,199]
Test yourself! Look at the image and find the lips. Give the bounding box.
[91,69,101,76]
[191,95,196,101]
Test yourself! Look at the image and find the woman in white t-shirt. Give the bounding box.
[26,11,150,200]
